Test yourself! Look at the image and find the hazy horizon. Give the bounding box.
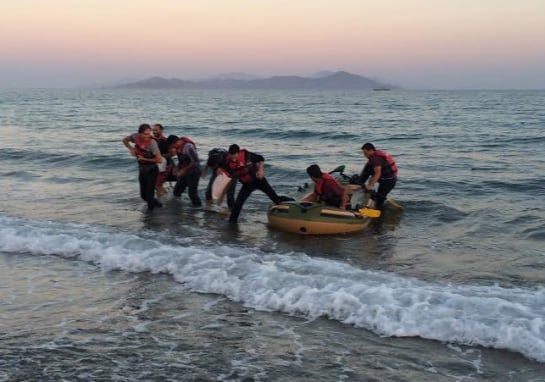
[2,1,545,90]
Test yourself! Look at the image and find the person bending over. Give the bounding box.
[219,144,291,223]
[168,135,202,207]
[301,164,345,208]
[202,147,237,209]
[345,142,397,210]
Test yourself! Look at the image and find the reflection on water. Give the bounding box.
[2,89,545,380]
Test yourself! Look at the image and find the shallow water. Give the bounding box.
[1,89,545,381]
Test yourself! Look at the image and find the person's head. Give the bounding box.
[228,144,240,162]
[152,123,164,138]
[138,123,152,140]
[207,156,219,168]
[361,142,376,158]
[207,151,223,168]
[306,164,323,181]
[166,134,179,151]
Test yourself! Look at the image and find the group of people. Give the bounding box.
[303,142,398,211]
[122,123,397,223]
[122,123,293,223]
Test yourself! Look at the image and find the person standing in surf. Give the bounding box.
[152,123,174,197]
[122,123,163,210]
[346,142,398,210]
[220,144,292,223]
[168,135,202,207]
[202,148,237,210]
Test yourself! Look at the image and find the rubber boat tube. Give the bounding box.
[267,201,371,235]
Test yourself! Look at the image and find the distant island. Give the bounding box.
[115,71,395,90]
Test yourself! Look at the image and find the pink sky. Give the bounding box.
[1,0,544,89]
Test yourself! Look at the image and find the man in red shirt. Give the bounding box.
[302,164,345,208]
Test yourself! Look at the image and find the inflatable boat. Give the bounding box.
[267,165,402,235]
[268,170,376,234]
[268,201,372,235]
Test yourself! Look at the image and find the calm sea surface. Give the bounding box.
[1,89,544,381]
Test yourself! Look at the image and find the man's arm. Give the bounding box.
[358,163,372,185]
[122,135,136,157]
[247,150,265,179]
[300,192,317,203]
[365,165,382,191]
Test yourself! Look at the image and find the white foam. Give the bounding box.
[1,215,545,363]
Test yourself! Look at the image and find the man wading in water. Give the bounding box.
[122,123,163,210]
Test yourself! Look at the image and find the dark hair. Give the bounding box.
[138,123,151,133]
[153,123,164,130]
[306,164,323,178]
[166,135,179,146]
[207,148,225,167]
[361,142,375,151]
[207,156,220,168]
[228,144,240,155]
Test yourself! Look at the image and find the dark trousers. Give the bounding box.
[229,177,281,223]
[139,164,159,207]
[173,171,202,207]
[205,172,236,209]
[372,178,396,210]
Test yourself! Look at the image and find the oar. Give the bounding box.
[359,197,401,218]
[356,187,382,218]
[387,198,403,210]
[328,165,345,174]
[359,198,401,218]
[358,207,381,218]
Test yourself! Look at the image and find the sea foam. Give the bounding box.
[1,215,544,363]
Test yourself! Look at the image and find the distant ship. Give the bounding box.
[373,87,391,91]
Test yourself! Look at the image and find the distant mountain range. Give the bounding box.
[115,71,394,90]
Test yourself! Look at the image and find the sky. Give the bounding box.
[1,0,545,89]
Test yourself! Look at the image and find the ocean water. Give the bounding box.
[1,88,544,381]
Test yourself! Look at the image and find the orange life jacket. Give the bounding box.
[315,173,343,196]
[175,137,196,153]
[175,137,198,168]
[374,150,398,178]
[227,149,254,183]
[134,134,154,164]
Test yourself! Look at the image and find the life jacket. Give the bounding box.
[314,173,331,196]
[227,149,254,183]
[314,173,344,207]
[374,150,398,179]
[176,137,198,167]
[134,134,154,164]
[175,137,196,154]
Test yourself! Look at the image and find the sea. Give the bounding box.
[1,88,544,381]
